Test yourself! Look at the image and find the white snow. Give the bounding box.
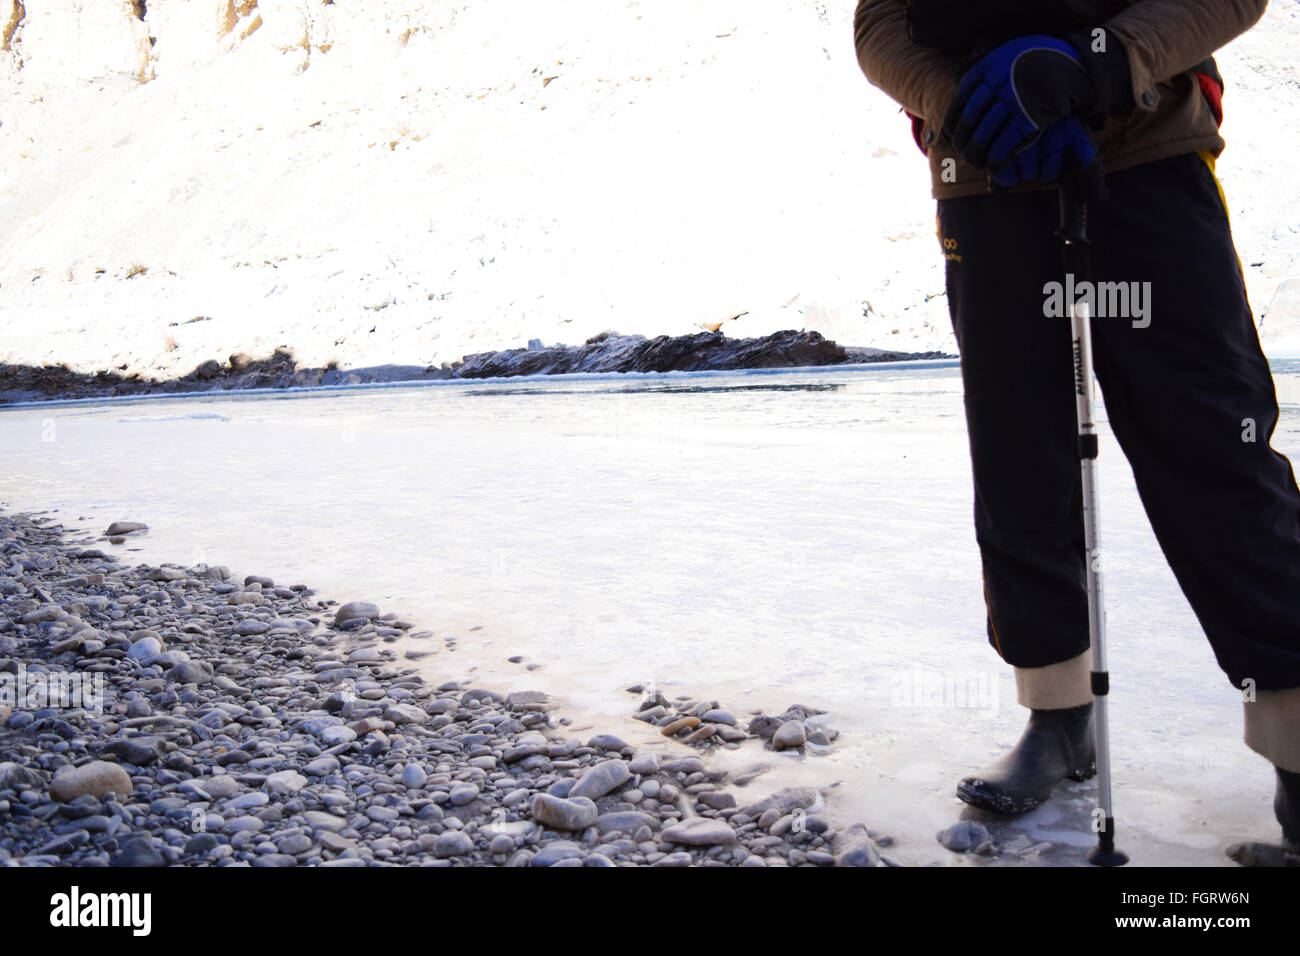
[1,0,1296,378]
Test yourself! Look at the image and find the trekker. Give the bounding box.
[852,0,1300,852]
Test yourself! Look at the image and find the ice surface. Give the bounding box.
[2,361,1298,865]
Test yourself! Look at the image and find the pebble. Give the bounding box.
[660,716,701,736]
[166,660,214,684]
[319,832,356,853]
[385,704,427,725]
[101,736,164,766]
[834,823,884,866]
[112,836,164,867]
[772,720,807,750]
[49,762,134,802]
[303,757,340,777]
[184,833,220,856]
[531,794,599,831]
[126,637,162,660]
[320,726,357,745]
[449,782,480,806]
[265,770,308,795]
[226,791,270,810]
[277,834,314,856]
[335,601,380,626]
[697,791,736,810]
[628,752,661,774]
[225,817,265,834]
[661,757,704,774]
[203,775,241,798]
[684,724,718,744]
[303,811,347,833]
[936,821,993,854]
[744,787,819,817]
[530,842,584,866]
[105,521,149,536]
[569,759,631,800]
[661,818,738,846]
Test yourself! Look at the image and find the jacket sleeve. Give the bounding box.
[852,0,964,123]
[1103,0,1268,112]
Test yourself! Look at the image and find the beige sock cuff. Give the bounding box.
[1243,686,1300,773]
[1014,649,1092,709]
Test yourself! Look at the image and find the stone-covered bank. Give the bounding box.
[0,511,889,867]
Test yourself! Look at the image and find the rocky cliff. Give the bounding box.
[2,1,1297,380]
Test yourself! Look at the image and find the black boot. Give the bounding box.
[1275,766,1300,850]
[957,703,1096,815]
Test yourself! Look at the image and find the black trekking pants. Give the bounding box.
[938,150,1300,691]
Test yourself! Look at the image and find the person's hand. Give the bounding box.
[941,35,1097,170]
[992,116,1104,199]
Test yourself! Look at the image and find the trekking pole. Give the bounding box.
[1057,176,1129,867]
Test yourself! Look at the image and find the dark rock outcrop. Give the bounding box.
[452,329,850,377]
[0,332,952,404]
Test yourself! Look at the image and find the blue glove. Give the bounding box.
[992,116,1099,190]
[942,35,1097,170]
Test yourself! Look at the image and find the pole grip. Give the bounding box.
[1057,176,1089,244]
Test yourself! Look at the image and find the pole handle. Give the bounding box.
[1057,177,1090,246]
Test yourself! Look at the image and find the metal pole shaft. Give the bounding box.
[1058,183,1127,865]
[1070,288,1117,848]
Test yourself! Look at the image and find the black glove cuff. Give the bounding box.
[1064,28,1134,116]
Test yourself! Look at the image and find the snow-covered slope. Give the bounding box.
[1,0,1297,378]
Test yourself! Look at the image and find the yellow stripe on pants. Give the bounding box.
[1198,149,1246,282]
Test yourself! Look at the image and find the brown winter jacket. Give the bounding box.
[853,0,1269,198]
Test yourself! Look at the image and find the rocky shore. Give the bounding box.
[0,511,890,867]
[0,330,952,404]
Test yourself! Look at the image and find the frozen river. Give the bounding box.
[3,359,1299,866]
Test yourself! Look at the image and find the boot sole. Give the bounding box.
[957,761,1096,816]
[956,779,1044,815]
[1068,760,1097,782]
